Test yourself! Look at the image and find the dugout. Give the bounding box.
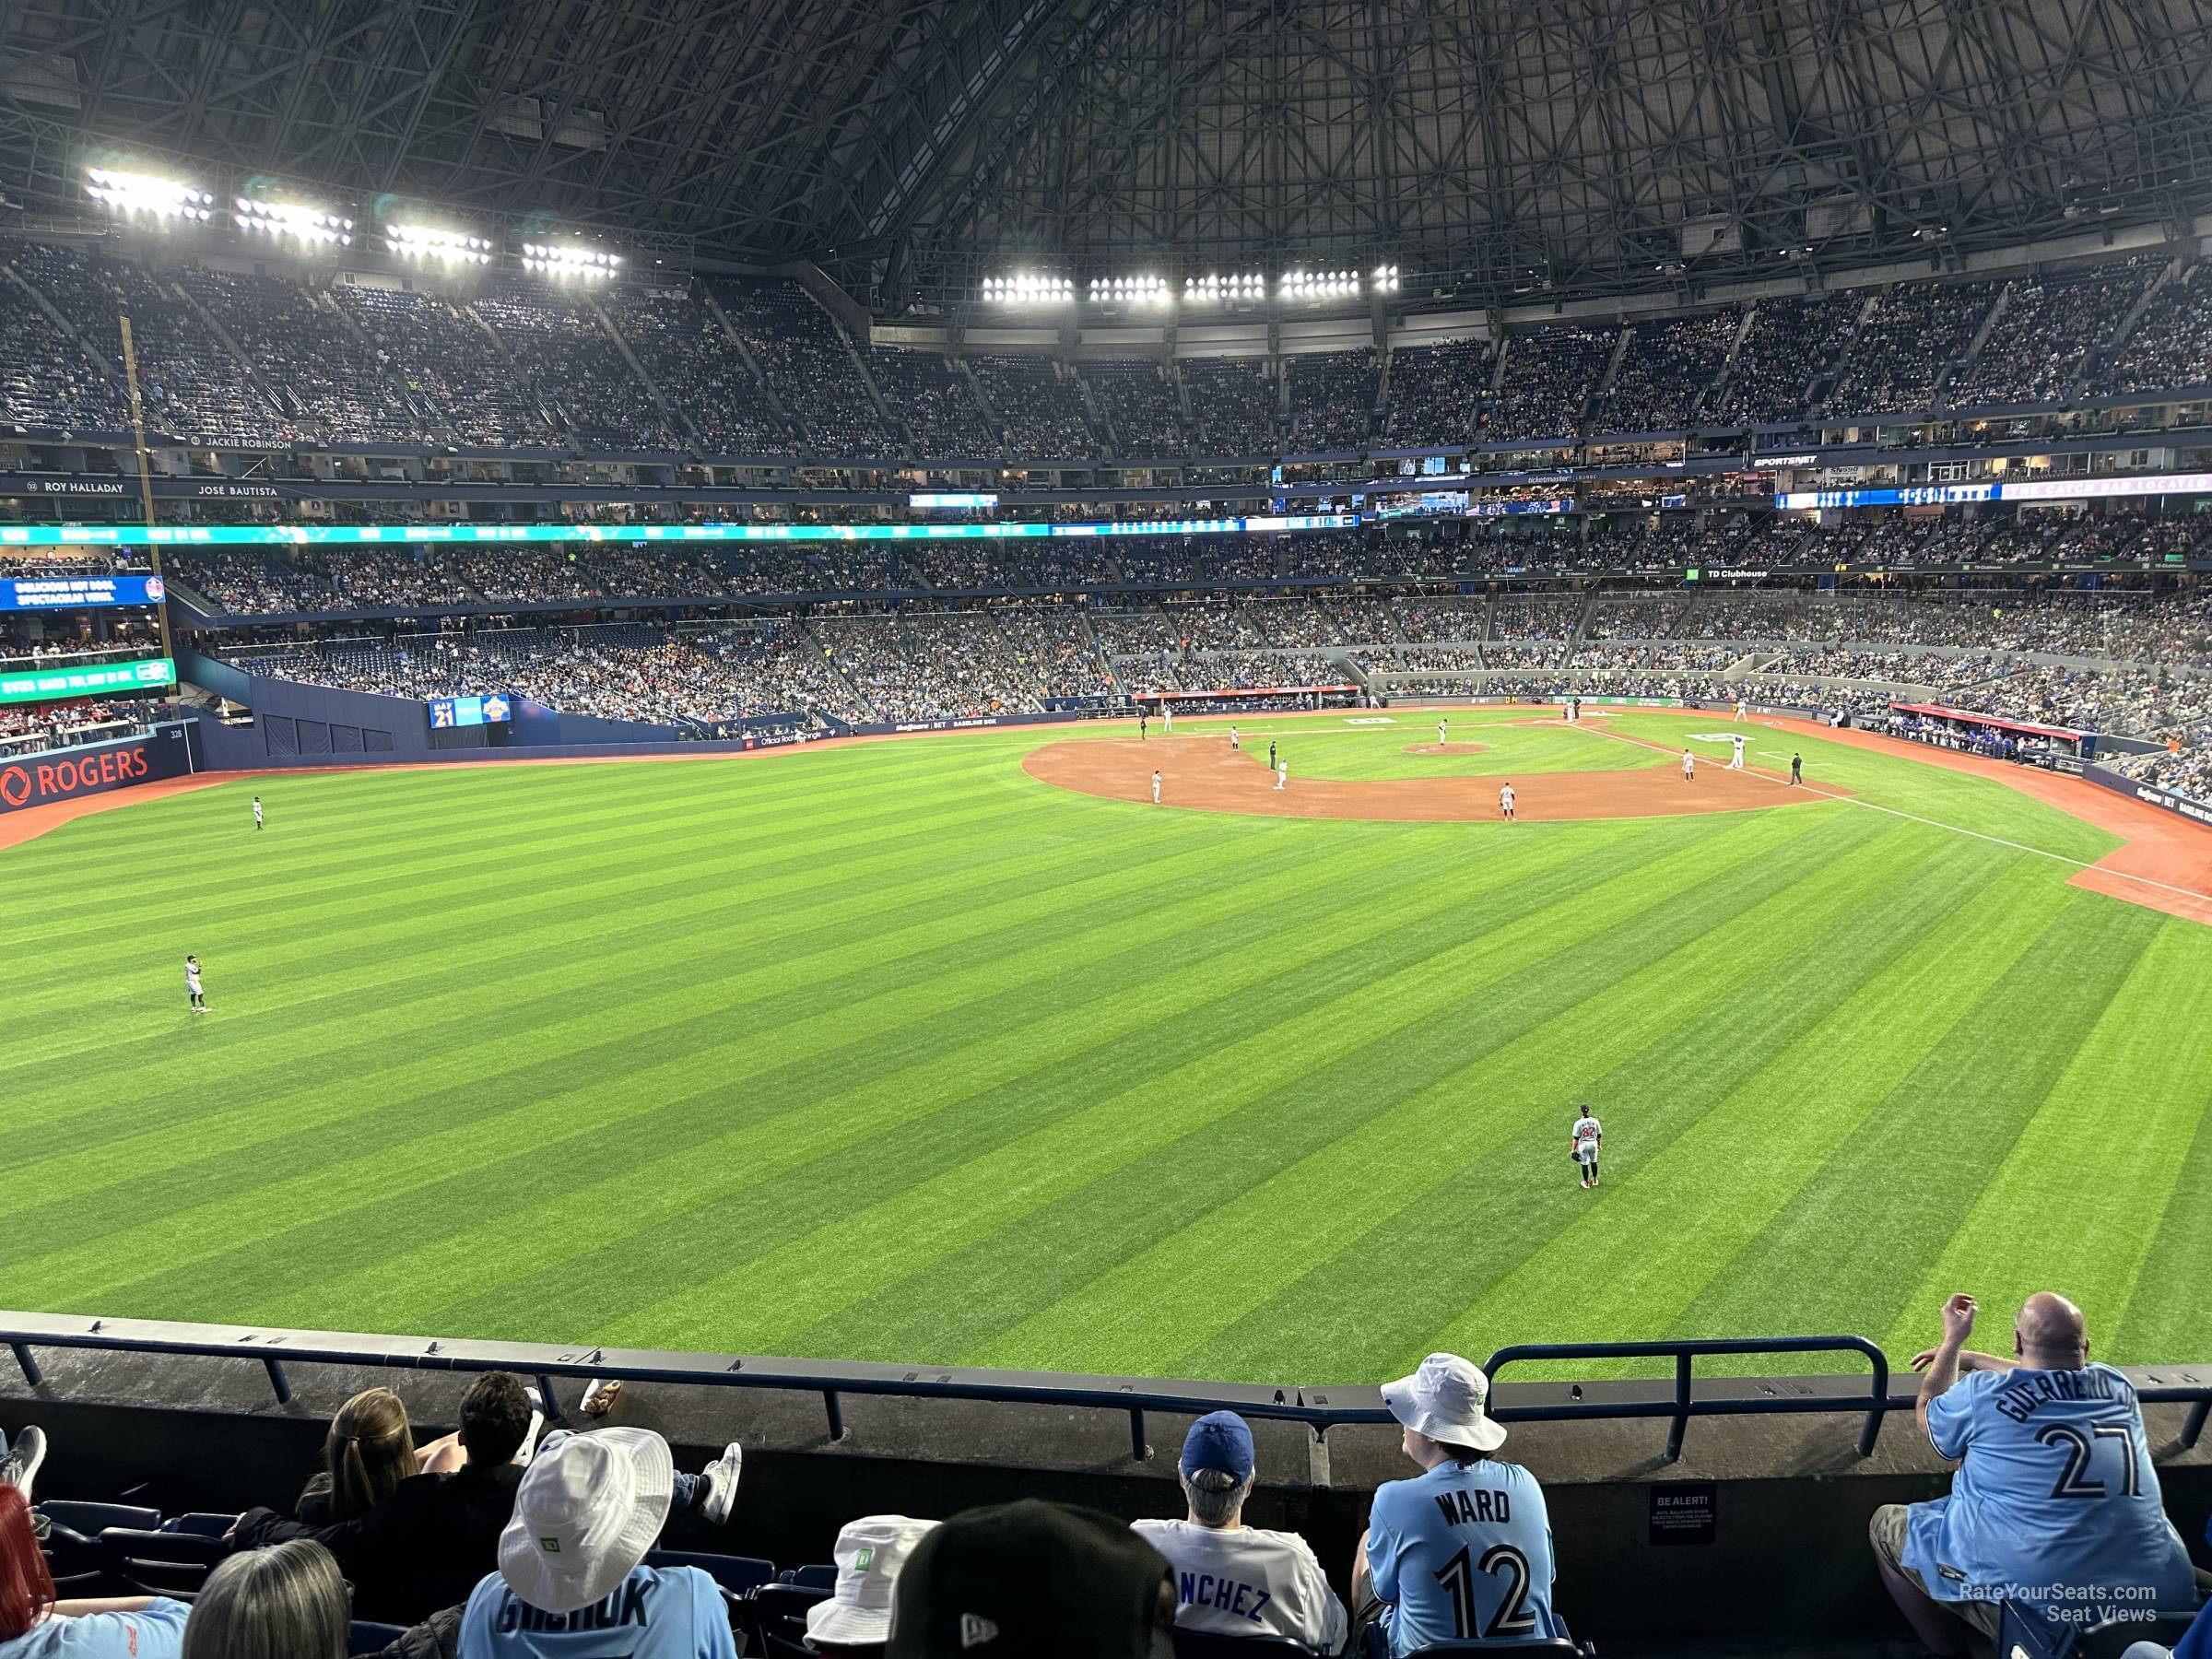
[1885,699,2099,767]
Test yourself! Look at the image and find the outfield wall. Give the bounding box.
[2080,763,2212,830]
[0,721,195,815]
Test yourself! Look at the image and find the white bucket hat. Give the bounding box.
[806,1515,940,1647]
[497,1428,674,1615]
[1382,1353,1508,1452]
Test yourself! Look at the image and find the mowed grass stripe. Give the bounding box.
[1671,888,2160,1352]
[2110,1084,2212,1361]
[1,746,1015,925]
[2,761,1059,993]
[1170,818,1994,1380]
[1423,848,2073,1366]
[804,811,1904,1371]
[412,821,1685,1346]
[0,817,1428,1271]
[1882,918,2212,1360]
[0,771,1214,1095]
[596,811,1857,1356]
[960,814,1936,1374]
[258,821,1672,1336]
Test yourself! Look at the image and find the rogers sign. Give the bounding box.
[0,742,156,810]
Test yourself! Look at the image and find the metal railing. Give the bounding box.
[2,1313,2206,1468]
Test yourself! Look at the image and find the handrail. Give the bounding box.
[1,1315,2205,1469]
[1483,1335,1890,1462]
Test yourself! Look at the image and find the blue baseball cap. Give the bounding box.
[1178,1411,1254,1481]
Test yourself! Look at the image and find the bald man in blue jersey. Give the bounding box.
[1871,1292,2200,1653]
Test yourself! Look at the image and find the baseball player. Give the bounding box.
[1268,739,1277,772]
[1151,770,1162,806]
[1275,758,1288,792]
[1733,698,1747,724]
[1438,717,1448,747]
[185,954,207,1013]
[1681,747,1696,782]
[1790,751,1804,785]
[1500,782,1516,821]
[1729,734,1747,770]
[1229,724,1240,751]
[1139,709,1148,741]
[1164,702,1174,735]
[1571,1108,1603,1188]
[252,794,264,830]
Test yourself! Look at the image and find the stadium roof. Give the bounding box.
[4,0,2209,310]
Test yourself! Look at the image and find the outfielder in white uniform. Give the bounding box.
[1729,734,1747,770]
[184,954,206,1013]
[252,795,264,830]
[1571,1110,1603,1188]
[1152,770,1162,805]
[1500,782,1516,821]
[1681,748,1696,782]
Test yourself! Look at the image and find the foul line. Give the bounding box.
[1568,719,2212,912]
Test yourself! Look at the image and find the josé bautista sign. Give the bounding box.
[0,726,191,814]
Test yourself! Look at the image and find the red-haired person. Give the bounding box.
[0,1485,190,1657]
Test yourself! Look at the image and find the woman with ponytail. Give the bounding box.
[297,1388,418,1524]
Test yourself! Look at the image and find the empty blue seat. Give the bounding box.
[643,1548,776,1596]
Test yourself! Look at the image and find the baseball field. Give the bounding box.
[4,705,2210,1382]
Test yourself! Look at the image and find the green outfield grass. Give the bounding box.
[3,705,2208,1382]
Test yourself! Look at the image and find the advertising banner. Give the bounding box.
[0,723,192,815]
[0,655,176,705]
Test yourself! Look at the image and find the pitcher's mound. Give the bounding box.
[1403,742,1491,756]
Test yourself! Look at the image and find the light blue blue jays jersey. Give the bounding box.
[1366,1457,1561,1654]
[1905,1362,2197,1620]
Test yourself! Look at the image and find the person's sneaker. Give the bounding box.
[0,1426,47,1503]
[513,1388,546,1466]
[696,1441,742,1524]
[579,1378,620,1419]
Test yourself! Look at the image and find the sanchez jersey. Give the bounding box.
[1904,1362,2196,1619]
[1132,1519,1348,1652]
[1365,1458,1561,1654]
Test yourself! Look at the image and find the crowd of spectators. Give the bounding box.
[1707,290,1861,427]
[1485,324,1615,442]
[970,355,1096,460]
[1831,278,1999,415]
[471,283,681,452]
[173,265,413,445]
[602,284,791,455]
[1379,338,1490,448]
[0,694,169,756]
[867,348,997,460]
[329,284,562,449]
[1077,358,1187,457]
[1284,350,1379,453]
[1947,258,2157,408]
[2095,261,2212,396]
[710,278,899,456]
[1181,357,1278,456]
[1594,311,1736,433]
[0,251,129,434]
[990,606,1116,699]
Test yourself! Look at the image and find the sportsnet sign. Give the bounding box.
[0,724,193,815]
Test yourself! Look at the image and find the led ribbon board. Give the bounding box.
[0,515,1362,548]
[0,574,167,610]
[0,656,175,705]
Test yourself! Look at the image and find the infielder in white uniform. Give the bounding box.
[1500,782,1516,821]
[1438,717,1447,747]
[1733,698,1748,723]
[1275,759,1288,791]
[1729,734,1747,770]
[1681,747,1696,782]
[1571,1109,1603,1188]
[1229,725,1240,750]
[1152,770,1162,805]
[1164,702,1174,735]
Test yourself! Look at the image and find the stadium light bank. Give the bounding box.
[384,222,494,265]
[522,242,623,279]
[235,197,353,248]
[84,167,214,221]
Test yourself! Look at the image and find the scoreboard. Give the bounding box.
[428,692,513,730]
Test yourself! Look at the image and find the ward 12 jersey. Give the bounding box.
[1365,1458,1562,1653]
